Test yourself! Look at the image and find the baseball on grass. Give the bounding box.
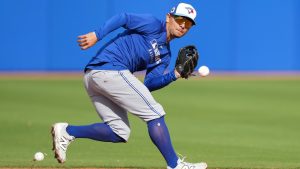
[34,152,44,161]
[198,66,210,77]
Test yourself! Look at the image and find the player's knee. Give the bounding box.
[147,114,165,122]
[111,133,126,143]
[107,120,131,142]
[113,125,131,143]
[113,127,130,143]
[119,125,131,142]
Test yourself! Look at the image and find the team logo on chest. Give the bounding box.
[149,39,161,64]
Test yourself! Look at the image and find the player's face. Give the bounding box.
[168,15,193,38]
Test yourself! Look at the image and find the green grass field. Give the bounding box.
[0,74,299,169]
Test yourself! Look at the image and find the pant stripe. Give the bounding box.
[119,71,162,116]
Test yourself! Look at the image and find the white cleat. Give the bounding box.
[167,158,208,169]
[51,122,75,163]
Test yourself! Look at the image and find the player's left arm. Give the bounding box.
[144,63,180,92]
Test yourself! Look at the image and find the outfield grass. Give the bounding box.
[0,74,299,169]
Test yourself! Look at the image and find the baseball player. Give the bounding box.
[51,3,207,169]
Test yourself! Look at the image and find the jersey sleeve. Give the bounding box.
[144,62,177,92]
[95,13,161,40]
[123,13,161,34]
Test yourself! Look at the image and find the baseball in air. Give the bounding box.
[34,152,44,161]
[198,66,210,77]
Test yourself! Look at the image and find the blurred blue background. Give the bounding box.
[0,0,299,71]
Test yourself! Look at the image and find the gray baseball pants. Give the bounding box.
[84,69,166,141]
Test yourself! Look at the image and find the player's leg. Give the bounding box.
[52,70,130,163]
[65,93,128,142]
[66,123,123,142]
[66,70,131,142]
[52,114,127,163]
[147,117,206,169]
[147,116,178,168]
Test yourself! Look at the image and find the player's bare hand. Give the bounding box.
[77,32,98,50]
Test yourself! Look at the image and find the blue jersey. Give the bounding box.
[85,13,177,91]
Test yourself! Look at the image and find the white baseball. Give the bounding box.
[198,66,210,77]
[34,152,44,161]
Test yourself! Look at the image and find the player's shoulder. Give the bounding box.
[126,13,161,25]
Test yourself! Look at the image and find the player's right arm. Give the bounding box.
[77,32,98,50]
[77,13,128,50]
[77,13,159,50]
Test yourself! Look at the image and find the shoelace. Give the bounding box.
[177,153,208,169]
[177,153,198,167]
[177,153,187,162]
[59,136,70,151]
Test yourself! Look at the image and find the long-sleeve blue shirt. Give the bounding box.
[85,13,177,91]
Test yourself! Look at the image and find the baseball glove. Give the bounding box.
[175,45,199,79]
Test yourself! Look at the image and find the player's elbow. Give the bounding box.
[144,80,151,91]
[144,80,161,92]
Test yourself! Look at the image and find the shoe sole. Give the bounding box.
[51,125,64,164]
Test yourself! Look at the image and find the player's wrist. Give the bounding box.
[174,69,181,79]
[93,31,100,41]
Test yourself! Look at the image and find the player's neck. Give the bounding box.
[166,23,175,43]
[167,34,175,43]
